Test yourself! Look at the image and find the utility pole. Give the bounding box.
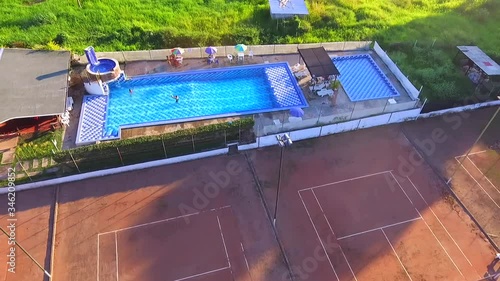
[1,227,52,278]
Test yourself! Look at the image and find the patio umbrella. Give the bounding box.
[171,47,185,55]
[235,44,247,52]
[205,46,218,55]
[289,107,304,117]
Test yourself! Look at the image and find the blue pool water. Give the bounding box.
[333,54,400,102]
[77,62,307,144]
[89,59,116,73]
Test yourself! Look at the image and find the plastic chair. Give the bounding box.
[237,52,244,63]
[249,51,254,59]
[227,54,233,63]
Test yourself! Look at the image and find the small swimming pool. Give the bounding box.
[77,62,307,144]
[89,59,117,73]
[333,54,400,102]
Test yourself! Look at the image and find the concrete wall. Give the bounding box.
[73,41,373,64]
[358,113,391,129]
[289,127,321,141]
[418,100,500,119]
[388,108,421,123]
[373,42,420,100]
[320,120,360,136]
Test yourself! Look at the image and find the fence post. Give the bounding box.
[161,137,168,158]
[116,147,124,166]
[382,99,389,113]
[317,106,322,125]
[191,135,196,152]
[238,122,241,143]
[349,102,356,120]
[15,157,32,181]
[281,111,285,131]
[68,151,81,173]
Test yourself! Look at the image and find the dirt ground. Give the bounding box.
[0,186,55,281]
[50,154,285,281]
[402,106,500,249]
[249,124,496,280]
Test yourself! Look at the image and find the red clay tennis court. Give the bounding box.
[250,125,496,281]
[298,171,468,280]
[97,206,251,281]
[52,155,285,281]
[454,150,500,210]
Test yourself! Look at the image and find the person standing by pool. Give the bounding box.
[171,95,179,103]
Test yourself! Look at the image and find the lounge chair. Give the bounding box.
[294,70,308,79]
[317,88,334,97]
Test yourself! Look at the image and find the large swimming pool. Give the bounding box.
[77,62,307,144]
[333,54,400,102]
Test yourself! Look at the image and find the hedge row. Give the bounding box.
[53,118,254,163]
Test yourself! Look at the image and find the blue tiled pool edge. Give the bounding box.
[76,62,307,145]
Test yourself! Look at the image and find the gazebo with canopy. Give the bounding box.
[455,46,500,96]
[298,47,340,85]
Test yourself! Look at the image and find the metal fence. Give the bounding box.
[9,128,253,183]
[255,97,422,136]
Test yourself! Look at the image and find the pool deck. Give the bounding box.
[64,50,418,148]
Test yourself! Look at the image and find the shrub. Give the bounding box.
[33,41,63,50]
[53,32,68,46]
[53,118,255,164]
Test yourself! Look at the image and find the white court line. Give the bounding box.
[389,172,415,206]
[115,232,119,281]
[337,217,421,241]
[312,190,357,281]
[97,234,100,281]
[381,229,413,281]
[455,150,487,158]
[217,216,231,269]
[391,174,464,277]
[467,156,500,195]
[402,133,424,161]
[406,176,476,269]
[298,170,393,192]
[241,243,252,281]
[298,191,340,281]
[173,267,230,281]
[454,157,500,209]
[98,205,231,236]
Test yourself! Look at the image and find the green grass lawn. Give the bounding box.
[15,129,63,160]
[1,0,499,55]
[1,0,499,105]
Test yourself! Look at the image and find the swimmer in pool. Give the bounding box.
[171,95,179,103]
[129,89,133,95]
